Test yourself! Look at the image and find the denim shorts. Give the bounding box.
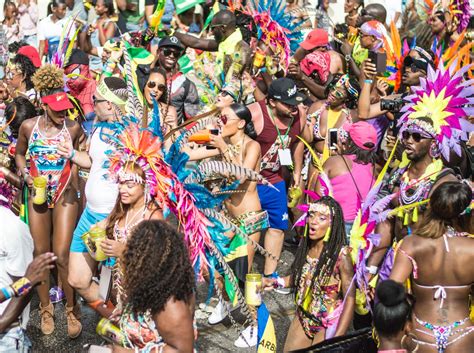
[0,327,31,352]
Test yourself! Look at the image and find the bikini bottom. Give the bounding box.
[413,314,474,353]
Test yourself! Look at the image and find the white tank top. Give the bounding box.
[85,127,118,213]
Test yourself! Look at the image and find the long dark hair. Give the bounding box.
[123,220,196,315]
[291,196,347,293]
[5,97,37,138]
[229,103,257,139]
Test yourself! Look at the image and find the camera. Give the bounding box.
[380,98,404,113]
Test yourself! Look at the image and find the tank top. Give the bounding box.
[256,100,301,185]
[331,155,374,221]
[28,116,72,208]
[84,126,118,214]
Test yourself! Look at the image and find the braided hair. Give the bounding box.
[13,53,38,91]
[291,196,347,292]
[122,220,196,315]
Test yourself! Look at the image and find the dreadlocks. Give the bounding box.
[291,196,347,292]
[122,220,196,315]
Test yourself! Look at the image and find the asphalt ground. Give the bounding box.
[27,234,299,353]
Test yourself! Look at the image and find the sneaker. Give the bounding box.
[207,300,239,325]
[49,286,65,304]
[234,325,258,348]
[284,235,300,248]
[66,303,82,339]
[39,302,55,335]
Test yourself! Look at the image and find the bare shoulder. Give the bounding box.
[308,100,324,114]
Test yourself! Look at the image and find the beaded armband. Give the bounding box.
[10,277,32,297]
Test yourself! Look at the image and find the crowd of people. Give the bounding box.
[0,0,472,352]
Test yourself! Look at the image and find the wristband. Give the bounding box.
[273,277,285,289]
[69,149,76,160]
[1,286,14,300]
[22,167,29,180]
[364,79,373,84]
[10,277,32,297]
[366,265,379,275]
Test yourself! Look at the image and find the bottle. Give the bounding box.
[32,177,47,205]
[245,273,262,306]
[96,318,126,346]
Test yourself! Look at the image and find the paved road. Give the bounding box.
[27,242,298,353]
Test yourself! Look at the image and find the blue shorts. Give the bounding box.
[70,205,109,253]
[257,181,288,230]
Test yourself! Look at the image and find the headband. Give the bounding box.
[97,80,127,107]
[118,170,144,184]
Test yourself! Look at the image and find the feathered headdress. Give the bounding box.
[236,0,305,69]
[431,0,471,34]
[398,60,474,160]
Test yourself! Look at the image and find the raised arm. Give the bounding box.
[174,32,218,51]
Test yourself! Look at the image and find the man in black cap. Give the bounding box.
[248,77,311,289]
[155,36,200,124]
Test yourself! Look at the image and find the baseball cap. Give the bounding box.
[17,46,41,68]
[268,78,305,106]
[343,121,377,150]
[158,36,185,50]
[300,29,329,51]
[41,92,74,111]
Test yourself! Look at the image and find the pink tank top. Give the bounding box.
[331,155,374,221]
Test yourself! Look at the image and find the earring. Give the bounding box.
[401,333,419,352]
[323,226,331,242]
[429,143,440,158]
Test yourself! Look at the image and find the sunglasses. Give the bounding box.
[402,131,431,143]
[210,24,226,30]
[332,89,347,99]
[147,81,166,91]
[93,96,107,105]
[6,70,21,80]
[162,48,182,58]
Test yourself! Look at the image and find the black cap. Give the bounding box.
[268,77,305,106]
[158,36,185,50]
[66,48,89,66]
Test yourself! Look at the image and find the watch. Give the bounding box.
[344,54,351,62]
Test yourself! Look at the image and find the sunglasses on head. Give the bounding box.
[93,96,107,105]
[162,48,182,58]
[147,81,166,91]
[402,130,431,143]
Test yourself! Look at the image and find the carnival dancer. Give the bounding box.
[5,45,40,102]
[307,73,360,163]
[367,61,473,282]
[248,77,311,290]
[62,77,127,318]
[390,182,474,353]
[373,280,415,353]
[113,220,195,353]
[186,103,267,346]
[63,49,97,135]
[15,64,85,337]
[100,161,163,311]
[264,196,355,352]
[141,66,178,137]
[153,36,200,124]
[174,10,252,76]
